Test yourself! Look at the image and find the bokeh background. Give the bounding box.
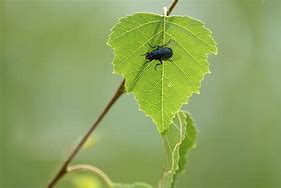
[1,0,281,187]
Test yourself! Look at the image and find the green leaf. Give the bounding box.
[112,182,153,188]
[159,111,197,188]
[108,13,217,132]
[72,175,104,188]
[172,112,197,187]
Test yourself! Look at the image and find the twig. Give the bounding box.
[47,79,125,188]
[67,164,113,187]
[167,0,178,16]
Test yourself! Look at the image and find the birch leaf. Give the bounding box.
[108,13,216,132]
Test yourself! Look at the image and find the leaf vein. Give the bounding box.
[111,19,162,43]
[142,78,162,106]
[127,61,154,91]
[116,30,163,68]
[163,75,185,101]
[171,59,196,89]
[166,21,214,50]
[166,33,208,71]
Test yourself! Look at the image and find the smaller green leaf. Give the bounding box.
[172,112,197,187]
[113,182,153,188]
[159,111,197,188]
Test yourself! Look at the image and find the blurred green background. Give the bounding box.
[1,0,281,187]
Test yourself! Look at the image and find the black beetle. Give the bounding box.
[144,42,173,70]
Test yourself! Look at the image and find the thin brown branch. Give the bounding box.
[47,79,125,188]
[167,0,179,16]
[67,164,113,187]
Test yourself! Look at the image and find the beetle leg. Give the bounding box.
[154,60,163,71]
[148,42,159,49]
[143,60,151,66]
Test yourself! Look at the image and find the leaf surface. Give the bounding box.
[108,12,216,132]
[159,111,197,188]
